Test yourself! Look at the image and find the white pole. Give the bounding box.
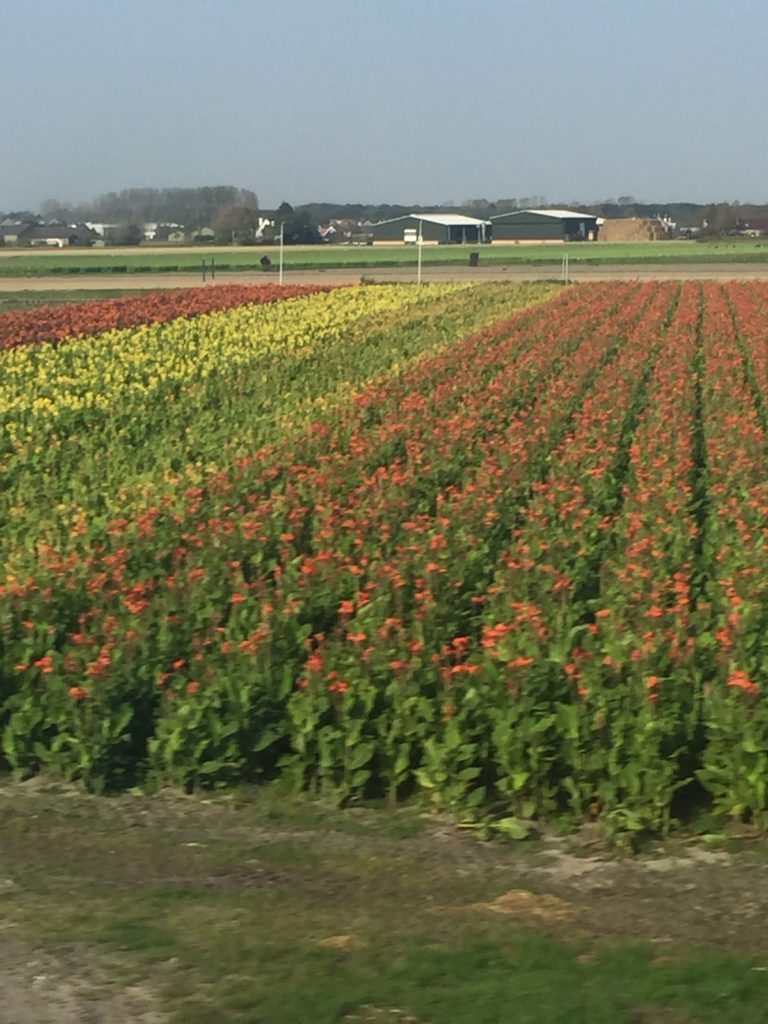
[417,220,423,285]
[279,222,285,285]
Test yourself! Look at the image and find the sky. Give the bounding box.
[2,0,766,211]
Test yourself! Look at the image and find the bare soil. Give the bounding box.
[1,263,768,293]
[0,937,164,1024]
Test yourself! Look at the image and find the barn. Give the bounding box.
[489,208,599,243]
[370,213,490,245]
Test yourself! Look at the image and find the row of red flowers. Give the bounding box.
[0,283,335,350]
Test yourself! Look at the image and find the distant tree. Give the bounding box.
[271,202,321,244]
[6,211,39,223]
[283,210,321,245]
[40,199,72,221]
[211,204,259,243]
[54,186,260,231]
[701,203,738,236]
[110,223,144,246]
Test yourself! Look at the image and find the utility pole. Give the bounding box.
[417,219,423,285]
[279,222,285,285]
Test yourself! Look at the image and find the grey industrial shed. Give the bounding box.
[370,213,490,245]
[490,208,599,243]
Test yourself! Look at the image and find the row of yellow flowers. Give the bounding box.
[0,284,466,447]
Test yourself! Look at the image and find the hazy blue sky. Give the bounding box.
[2,0,766,211]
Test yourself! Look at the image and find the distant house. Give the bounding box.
[85,222,119,239]
[738,218,768,237]
[146,222,185,242]
[370,213,490,245]
[0,220,35,244]
[489,209,599,243]
[10,222,94,247]
[254,216,276,241]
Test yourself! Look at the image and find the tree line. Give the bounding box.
[37,187,260,230]
[4,189,768,243]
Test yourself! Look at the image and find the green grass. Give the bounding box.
[1,780,768,1023]
[1,239,767,276]
[0,288,175,312]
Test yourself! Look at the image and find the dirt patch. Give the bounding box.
[465,889,573,922]
[517,836,768,953]
[343,1008,425,1023]
[0,939,165,1024]
[629,1009,702,1024]
[317,933,367,951]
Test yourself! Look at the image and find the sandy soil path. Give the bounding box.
[2,262,768,291]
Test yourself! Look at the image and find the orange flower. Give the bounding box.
[68,686,89,701]
[186,681,200,695]
[727,671,758,695]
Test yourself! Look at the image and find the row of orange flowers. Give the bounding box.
[696,282,768,826]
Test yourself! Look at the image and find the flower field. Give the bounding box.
[4,280,768,839]
[0,283,334,350]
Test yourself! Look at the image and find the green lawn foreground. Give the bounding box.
[1,239,768,276]
[1,781,768,1024]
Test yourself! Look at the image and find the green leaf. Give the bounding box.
[492,817,530,840]
[414,769,436,789]
[253,728,280,752]
[347,740,376,770]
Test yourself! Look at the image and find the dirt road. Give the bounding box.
[2,262,768,292]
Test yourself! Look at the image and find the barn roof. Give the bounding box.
[24,225,75,239]
[490,208,597,221]
[372,212,490,228]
